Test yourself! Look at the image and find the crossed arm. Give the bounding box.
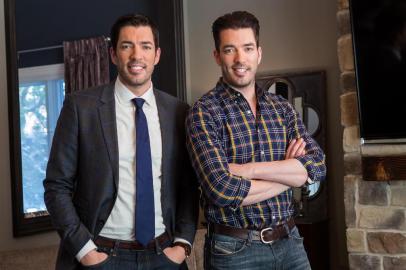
[186,102,326,209]
[233,138,308,206]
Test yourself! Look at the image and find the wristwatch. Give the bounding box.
[173,242,192,257]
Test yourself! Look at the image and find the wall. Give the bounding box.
[338,0,406,269]
[184,0,347,269]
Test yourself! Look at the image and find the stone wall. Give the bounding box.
[337,0,406,269]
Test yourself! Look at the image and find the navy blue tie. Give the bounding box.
[133,98,155,246]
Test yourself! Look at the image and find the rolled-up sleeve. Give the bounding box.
[185,102,251,208]
[284,101,326,182]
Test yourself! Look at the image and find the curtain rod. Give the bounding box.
[17,37,111,55]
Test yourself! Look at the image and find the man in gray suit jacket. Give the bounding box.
[44,14,198,270]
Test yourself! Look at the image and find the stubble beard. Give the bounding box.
[223,72,254,90]
[119,67,151,90]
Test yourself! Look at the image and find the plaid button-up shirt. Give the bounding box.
[186,79,326,229]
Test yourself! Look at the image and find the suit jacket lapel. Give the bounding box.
[98,83,119,189]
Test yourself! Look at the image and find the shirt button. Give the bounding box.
[247,110,251,114]
[261,150,265,155]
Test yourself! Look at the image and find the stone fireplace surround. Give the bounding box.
[338,0,406,269]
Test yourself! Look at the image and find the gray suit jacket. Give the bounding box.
[44,83,198,270]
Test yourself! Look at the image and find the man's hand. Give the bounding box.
[285,138,306,159]
[163,246,186,264]
[80,249,109,266]
[228,163,251,179]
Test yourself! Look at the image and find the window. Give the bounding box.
[18,64,65,217]
[10,64,65,234]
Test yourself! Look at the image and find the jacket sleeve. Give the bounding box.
[43,95,92,257]
[174,104,199,244]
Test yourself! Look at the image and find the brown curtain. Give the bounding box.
[63,36,110,94]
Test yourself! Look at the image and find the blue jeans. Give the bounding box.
[80,242,187,270]
[204,226,311,270]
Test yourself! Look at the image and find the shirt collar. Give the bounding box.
[114,77,154,107]
[216,77,266,101]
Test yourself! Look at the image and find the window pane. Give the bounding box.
[19,80,64,214]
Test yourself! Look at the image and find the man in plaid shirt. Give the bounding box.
[186,11,326,270]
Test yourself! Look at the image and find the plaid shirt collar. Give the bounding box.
[216,77,267,103]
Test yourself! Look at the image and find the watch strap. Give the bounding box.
[173,242,192,257]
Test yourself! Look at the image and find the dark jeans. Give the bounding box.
[80,241,187,270]
[204,226,311,270]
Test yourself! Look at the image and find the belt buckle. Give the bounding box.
[260,227,274,244]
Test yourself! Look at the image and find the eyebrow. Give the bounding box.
[119,40,154,46]
[140,41,154,46]
[222,45,235,50]
[222,42,256,49]
[242,42,256,47]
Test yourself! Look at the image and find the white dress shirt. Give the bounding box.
[76,78,165,260]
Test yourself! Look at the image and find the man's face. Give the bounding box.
[110,25,160,94]
[214,28,262,92]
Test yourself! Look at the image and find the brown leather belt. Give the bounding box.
[209,218,295,244]
[95,232,170,250]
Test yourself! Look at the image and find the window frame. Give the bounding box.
[9,64,65,237]
[4,0,51,236]
[18,64,65,217]
[5,0,65,235]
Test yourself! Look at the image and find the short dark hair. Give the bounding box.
[212,11,260,51]
[110,14,159,51]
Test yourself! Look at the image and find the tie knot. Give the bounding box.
[133,98,145,109]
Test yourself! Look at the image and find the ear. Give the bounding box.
[257,46,262,65]
[214,49,221,65]
[110,47,118,65]
[154,47,161,65]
